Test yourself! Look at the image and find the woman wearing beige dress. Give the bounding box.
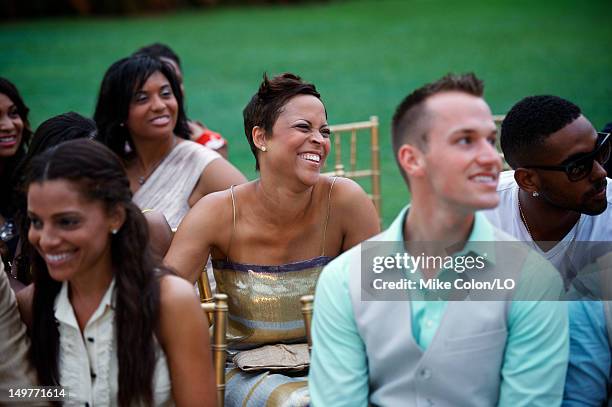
[94,55,246,230]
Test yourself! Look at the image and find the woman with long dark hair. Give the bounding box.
[11,112,173,286]
[165,73,380,406]
[17,139,215,406]
[133,42,230,159]
[0,78,32,274]
[94,55,245,230]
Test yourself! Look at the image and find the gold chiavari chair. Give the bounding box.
[493,114,510,169]
[198,268,214,321]
[200,293,228,407]
[323,116,382,225]
[300,295,314,353]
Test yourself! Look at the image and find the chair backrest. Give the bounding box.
[493,114,510,169]
[300,294,314,353]
[493,115,505,126]
[201,293,228,407]
[322,116,382,224]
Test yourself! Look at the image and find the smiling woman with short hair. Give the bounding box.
[164,72,380,407]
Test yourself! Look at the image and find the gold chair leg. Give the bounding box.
[300,294,314,353]
[198,267,214,322]
[201,293,228,407]
[213,293,228,407]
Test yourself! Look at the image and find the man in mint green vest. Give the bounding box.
[309,73,568,406]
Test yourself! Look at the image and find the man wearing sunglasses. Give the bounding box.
[483,95,612,406]
[484,95,612,287]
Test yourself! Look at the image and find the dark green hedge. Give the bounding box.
[2,0,332,19]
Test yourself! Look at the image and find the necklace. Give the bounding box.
[517,193,534,239]
[518,191,582,245]
[137,137,177,185]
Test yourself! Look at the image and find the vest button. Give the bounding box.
[419,368,432,380]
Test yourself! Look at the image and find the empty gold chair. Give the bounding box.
[493,114,510,169]
[323,116,382,225]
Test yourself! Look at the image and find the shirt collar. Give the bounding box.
[54,278,116,329]
[382,205,498,264]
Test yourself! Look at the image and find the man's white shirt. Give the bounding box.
[483,170,612,287]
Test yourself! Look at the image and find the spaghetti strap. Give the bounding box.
[227,185,237,261]
[320,176,338,256]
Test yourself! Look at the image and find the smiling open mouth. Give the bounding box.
[0,135,17,145]
[469,173,498,185]
[44,251,76,265]
[150,116,170,125]
[472,175,495,183]
[299,153,321,163]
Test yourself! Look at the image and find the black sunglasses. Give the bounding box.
[523,132,610,182]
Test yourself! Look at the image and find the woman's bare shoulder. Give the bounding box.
[169,185,248,262]
[325,176,380,244]
[157,274,205,341]
[159,274,198,304]
[182,187,235,231]
[325,176,371,204]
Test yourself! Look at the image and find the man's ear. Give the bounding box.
[514,168,540,194]
[251,126,267,151]
[398,144,426,179]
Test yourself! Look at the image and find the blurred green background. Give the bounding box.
[1,0,611,226]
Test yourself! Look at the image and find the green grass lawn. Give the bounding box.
[1,0,610,226]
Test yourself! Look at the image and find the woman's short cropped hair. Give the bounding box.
[243,73,322,171]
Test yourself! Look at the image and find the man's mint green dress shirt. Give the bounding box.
[309,207,568,406]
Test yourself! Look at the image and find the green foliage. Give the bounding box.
[1,0,610,225]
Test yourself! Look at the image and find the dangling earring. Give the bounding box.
[532,191,539,197]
